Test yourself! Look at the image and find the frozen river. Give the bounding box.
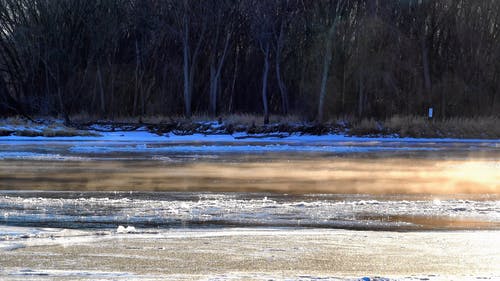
[0,134,499,280]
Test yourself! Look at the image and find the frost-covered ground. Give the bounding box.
[0,226,499,281]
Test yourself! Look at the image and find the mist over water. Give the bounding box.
[0,150,499,195]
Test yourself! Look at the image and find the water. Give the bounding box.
[0,138,499,232]
[0,137,499,280]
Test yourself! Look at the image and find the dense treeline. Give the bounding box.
[0,0,499,123]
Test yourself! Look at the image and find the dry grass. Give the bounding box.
[67,113,308,126]
[41,127,99,137]
[223,114,305,127]
[69,113,174,124]
[1,116,28,126]
[14,127,99,137]
[0,128,14,136]
[349,118,384,136]
[69,113,141,124]
[0,116,100,137]
[351,116,500,139]
[383,116,435,137]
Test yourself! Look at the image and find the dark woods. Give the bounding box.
[0,0,499,123]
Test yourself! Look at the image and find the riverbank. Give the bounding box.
[1,115,499,139]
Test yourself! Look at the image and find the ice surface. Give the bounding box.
[1,128,500,143]
[0,152,90,161]
[68,144,440,154]
[1,268,141,279]
[1,226,499,280]
[1,192,498,231]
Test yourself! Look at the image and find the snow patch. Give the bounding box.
[116,225,137,234]
[0,127,499,143]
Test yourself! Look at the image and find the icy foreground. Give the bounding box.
[0,227,499,281]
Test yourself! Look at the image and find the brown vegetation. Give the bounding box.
[350,116,500,139]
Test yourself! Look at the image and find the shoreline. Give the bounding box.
[1,116,500,141]
[1,125,500,144]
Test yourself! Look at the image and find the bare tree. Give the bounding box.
[168,0,207,118]
[247,0,274,124]
[0,0,498,120]
[316,0,346,123]
[207,0,234,117]
[271,0,298,115]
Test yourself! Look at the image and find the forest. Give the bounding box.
[0,0,499,124]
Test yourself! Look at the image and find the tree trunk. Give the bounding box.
[276,58,288,115]
[43,64,50,115]
[97,64,105,115]
[421,35,432,105]
[182,14,191,118]
[229,46,239,113]
[209,32,230,117]
[55,65,68,123]
[275,21,288,115]
[209,62,217,116]
[57,86,69,125]
[441,91,446,119]
[108,59,115,119]
[317,22,336,123]
[185,16,206,119]
[317,0,344,123]
[262,42,270,125]
[358,71,364,117]
[133,40,141,116]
